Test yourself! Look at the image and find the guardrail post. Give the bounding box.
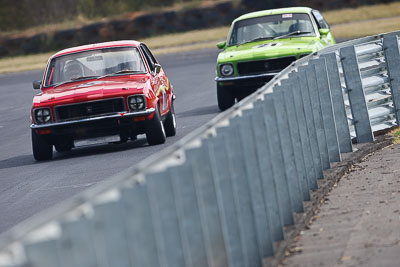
[260,94,294,225]
[340,45,374,143]
[168,164,209,267]
[310,57,341,162]
[284,74,318,190]
[299,64,331,170]
[92,201,132,267]
[24,239,62,267]
[120,185,161,267]
[280,80,310,201]
[383,35,400,126]
[0,263,24,267]
[321,52,353,153]
[215,125,264,266]
[59,219,98,266]
[273,86,304,213]
[146,172,186,267]
[242,105,285,241]
[296,68,324,179]
[230,116,274,259]
[203,136,246,267]
[185,145,228,267]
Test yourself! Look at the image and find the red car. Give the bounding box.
[30,41,176,161]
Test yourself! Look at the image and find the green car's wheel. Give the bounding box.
[217,84,235,111]
[32,129,53,161]
[163,101,177,137]
[146,105,166,145]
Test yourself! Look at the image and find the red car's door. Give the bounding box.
[157,68,170,114]
[140,44,170,115]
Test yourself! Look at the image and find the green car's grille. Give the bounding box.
[237,56,297,76]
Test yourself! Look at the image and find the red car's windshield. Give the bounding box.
[44,47,147,87]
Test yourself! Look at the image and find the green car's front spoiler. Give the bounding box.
[215,72,279,82]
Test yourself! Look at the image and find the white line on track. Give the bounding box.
[37,182,98,191]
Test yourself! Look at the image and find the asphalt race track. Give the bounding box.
[0,48,220,234]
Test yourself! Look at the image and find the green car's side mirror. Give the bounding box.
[217,41,226,49]
[319,28,330,37]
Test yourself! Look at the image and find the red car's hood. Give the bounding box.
[34,78,147,105]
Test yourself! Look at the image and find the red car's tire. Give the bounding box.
[217,84,235,111]
[163,101,176,137]
[146,105,166,145]
[32,129,53,161]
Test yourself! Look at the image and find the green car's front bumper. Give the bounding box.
[215,72,279,82]
[216,54,302,88]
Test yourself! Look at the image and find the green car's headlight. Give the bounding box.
[220,64,234,77]
[34,108,52,124]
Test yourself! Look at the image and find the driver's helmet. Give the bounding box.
[63,60,84,80]
[289,21,309,33]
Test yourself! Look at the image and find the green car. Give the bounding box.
[215,7,335,110]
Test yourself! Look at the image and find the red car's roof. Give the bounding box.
[51,40,141,58]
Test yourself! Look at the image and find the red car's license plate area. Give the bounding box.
[74,135,121,147]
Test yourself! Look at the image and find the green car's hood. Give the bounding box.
[218,37,324,63]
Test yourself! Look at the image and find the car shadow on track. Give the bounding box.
[52,137,149,161]
[0,155,36,170]
[0,138,149,169]
[176,104,219,118]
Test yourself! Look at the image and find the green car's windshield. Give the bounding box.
[44,47,147,87]
[228,13,316,46]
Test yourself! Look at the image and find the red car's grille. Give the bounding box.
[55,98,126,122]
[237,56,297,76]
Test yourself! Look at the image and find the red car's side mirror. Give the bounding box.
[154,63,162,74]
[33,80,42,90]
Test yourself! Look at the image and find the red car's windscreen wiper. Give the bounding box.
[53,76,99,88]
[53,80,72,88]
[71,75,99,81]
[97,70,145,80]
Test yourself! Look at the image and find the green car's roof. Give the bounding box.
[233,7,313,23]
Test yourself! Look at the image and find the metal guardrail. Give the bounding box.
[2,31,400,267]
[317,33,400,140]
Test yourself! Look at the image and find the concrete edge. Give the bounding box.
[263,133,394,267]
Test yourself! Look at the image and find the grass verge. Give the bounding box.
[0,27,229,74]
[143,27,229,49]
[331,16,400,39]
[0,53,54,75]
[389,127,400,144]
[323,2,400,25]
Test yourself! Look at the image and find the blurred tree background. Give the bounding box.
[0,0,397,32]
[0,0,198,32]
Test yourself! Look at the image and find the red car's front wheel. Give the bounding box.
[163,101,176,137]
[32,129,53,161]
[145,105,166,145]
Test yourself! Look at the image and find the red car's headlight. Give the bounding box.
[128,95,146,111]
[34,108,52,124]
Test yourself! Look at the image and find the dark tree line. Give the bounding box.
[1,0,397,32]
[0,0,192,31]
[241,0,396,11]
